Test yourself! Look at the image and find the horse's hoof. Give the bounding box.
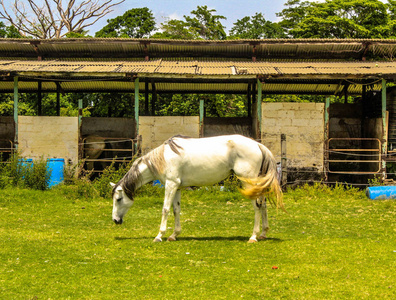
[167,236,176,242]
[248,238,258,243]
[258,235,266,240]
[153,237,162,243]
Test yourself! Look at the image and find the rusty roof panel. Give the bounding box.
[0,60,395,77]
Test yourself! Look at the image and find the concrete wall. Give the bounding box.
[18,116,78,164]
[261,102,325,171]
[139,116,200,153]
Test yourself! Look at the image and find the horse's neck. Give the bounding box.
[135,161,156,189]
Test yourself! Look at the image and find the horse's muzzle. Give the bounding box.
[113,218,123,225]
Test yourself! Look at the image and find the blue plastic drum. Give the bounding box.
[47,158,65,188]
[366,186,396,200]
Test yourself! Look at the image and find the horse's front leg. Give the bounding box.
[167,189,181,241]
[153,180,180,242]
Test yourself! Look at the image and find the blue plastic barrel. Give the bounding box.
[47,158,65,188]
[153,180,164,187]
[20,158,33,167]
[366,186,396,200]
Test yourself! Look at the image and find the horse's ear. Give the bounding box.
[110,182,116,187]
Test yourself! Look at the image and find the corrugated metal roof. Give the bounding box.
[0,59,394,78]
[1,38,396,60]
[0,39,394,95]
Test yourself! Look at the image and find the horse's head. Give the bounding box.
[110,182,134,225]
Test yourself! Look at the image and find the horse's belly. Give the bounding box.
[179,163,231,187]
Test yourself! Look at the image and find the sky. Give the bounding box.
[0,0,291,35]
[105,0,287,34]
[0,0,388,36]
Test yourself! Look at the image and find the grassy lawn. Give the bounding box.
[0,184,395,299]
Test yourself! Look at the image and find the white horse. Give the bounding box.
[110,134,283,243]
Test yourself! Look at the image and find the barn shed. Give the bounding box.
[1,38,396,184]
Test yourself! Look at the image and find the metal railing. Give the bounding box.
[81,136,141,173]
[0,139,14,163]
[325,138,382,175]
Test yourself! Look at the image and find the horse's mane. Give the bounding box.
[112,135,190,199]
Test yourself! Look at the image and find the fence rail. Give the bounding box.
[325,138,382,175]
[81,136,141,174]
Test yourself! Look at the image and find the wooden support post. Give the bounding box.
[381,79,387,179]
[151,80,156,116]
[78,99,83,129]
[281,134,287,188]
[361,84,367,138]
[199,99,204,137]
[38,80,42,116]
[256,78,262,140]
[247,83,252,118]
[144,78,149,116]
[13,76,18,150]
[343,83,349,104]
[56,82,61,116]
[135,78,140,137]
[324,97,330,182]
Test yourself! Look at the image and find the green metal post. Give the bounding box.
[257,78,262,140]
[199,99,204,137]
[135,78,140,137]
[13,76,18,150]
[381,79,387,177]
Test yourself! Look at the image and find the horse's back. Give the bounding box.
[163,135,263,186]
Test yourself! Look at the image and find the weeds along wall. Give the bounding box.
[18,116,79,164]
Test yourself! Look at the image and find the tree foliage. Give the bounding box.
[278,0,395,38]
[95,8,156,38]
[229,13,286,39]
[153,5,226,40]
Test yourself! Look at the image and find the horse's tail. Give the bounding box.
[239,143,284,211]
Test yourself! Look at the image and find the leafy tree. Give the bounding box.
[0,22,21,38]
[277,0,311,37]
[153,5,226,40]
[278,0,393,38]
[151,19,197,39]
[229,13,286,39]
[157,94,247,117]
[184,5,227,40]
[95,8,156,38]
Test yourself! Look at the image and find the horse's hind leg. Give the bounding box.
[168,189,181,241]
[258,197,269,240]
[249,196,269,243]
[249,199,262,243]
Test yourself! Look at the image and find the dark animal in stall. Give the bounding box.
[83,135,133,176]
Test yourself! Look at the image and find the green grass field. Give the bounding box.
[0,184,395,299]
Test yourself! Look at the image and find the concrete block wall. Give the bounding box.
[261,102,325,171]
[18,116,79,164]
[139,116,200,153]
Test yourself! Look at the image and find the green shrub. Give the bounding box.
[93,159,136,198]
[0,154,52,190]
[22,157,51,190]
